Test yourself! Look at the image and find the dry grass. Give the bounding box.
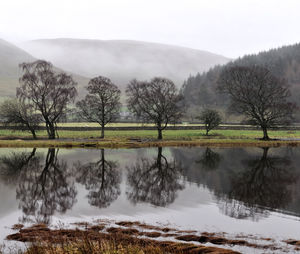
[25,239,166,254]
[7,224,240,254]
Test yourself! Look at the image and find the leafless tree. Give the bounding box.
[218,66,296,140]
[76,76,121,138]
[17,60,77,139]
[198,109,221,135]
[126,77,183,139]
[0,99,41,139]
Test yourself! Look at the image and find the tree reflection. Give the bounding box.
[0,148,38,185]
[126,147,184,207]
[75,149,121,208]
[16,148,77,223]
[196,147,221,170]
[220,147,297,219]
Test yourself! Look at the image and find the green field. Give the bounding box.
[0,128,300,140]
[54,122,255,127]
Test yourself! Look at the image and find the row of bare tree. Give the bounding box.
[0,60,296,140]
[0,60,183,140]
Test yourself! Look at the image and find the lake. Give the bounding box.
[0,146,300,252]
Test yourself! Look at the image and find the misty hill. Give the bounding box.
[22,39,230,87]
[0,39,35,97]
[181,43,300,121]
[0,39,89,98]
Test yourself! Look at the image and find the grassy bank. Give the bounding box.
[0,129,300,148]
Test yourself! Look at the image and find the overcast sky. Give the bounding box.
[0,0,299,58]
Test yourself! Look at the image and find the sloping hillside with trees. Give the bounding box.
[182,43,300,121]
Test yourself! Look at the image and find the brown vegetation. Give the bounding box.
[7,224,240,254]
[6,220,291,253]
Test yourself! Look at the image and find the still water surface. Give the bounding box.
[0,146,300,243]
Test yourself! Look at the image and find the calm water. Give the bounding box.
[0,146,300,244]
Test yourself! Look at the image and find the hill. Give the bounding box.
[181,43,300,121]
[0,39,35,97]
[0,39,89,98]
[21,38,230,87]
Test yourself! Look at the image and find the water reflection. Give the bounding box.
[0,148,77,223]
[75,149,121,208]
[126,147,184,206]
[196,147,221,171]
[172,146,299,220]
[0,148,38,185]
[222,147,298,219]
[0,146,299,224]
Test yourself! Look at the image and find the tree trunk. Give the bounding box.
[262,127,269,140]
[26,123,37,139]
[30,129,37,139]
[100,125,105,138]
[205,129,209,136]
[158,128,163,140]
[46,122,56,139]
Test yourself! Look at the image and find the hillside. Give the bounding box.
[181,43,300,121]
[0,39,35,97]
[0,39,89,98]
[21,38,230,87]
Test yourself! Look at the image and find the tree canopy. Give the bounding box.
[0,99,41,139]
[76,76,121,138]
[218,65,295,139]
[17,60,77,139]
[126,77,183,139]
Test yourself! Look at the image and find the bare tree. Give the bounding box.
[126,77,183,139]
[0,99,41,139]
[198,109,221,135]
[17,60,77,139]
[218,66,296,140]
[76,76,121,138]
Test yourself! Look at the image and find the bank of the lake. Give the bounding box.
[1,129,300,148]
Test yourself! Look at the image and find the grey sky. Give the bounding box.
[0,0,299,58]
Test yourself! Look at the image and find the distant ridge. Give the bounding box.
[0,39,89,98]
[22,38,231,87]
[0,39,34,96]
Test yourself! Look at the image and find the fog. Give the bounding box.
[0,0,299,58]
[21,39,230,87]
